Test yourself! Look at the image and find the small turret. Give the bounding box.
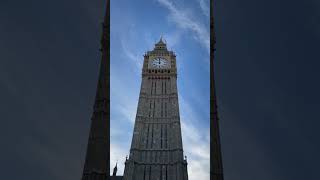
[112,162,118,176]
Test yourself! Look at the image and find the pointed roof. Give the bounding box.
[154,35,167,50]
[158,35,165,44]
[156,35,166,45]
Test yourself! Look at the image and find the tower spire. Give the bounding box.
[158,34,165,44]
[210,0,224,179]
[81,1,110,180]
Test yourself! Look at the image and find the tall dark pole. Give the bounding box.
[210,0,224,180]
[81,0,110,180]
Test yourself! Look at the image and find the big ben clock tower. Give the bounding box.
[122,37,189,180]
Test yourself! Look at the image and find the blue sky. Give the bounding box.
[110,0,210,179]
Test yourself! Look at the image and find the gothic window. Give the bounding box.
[161,81,164,94]
[165,81,167,94]
[161,124,163,148]
[165,102,167,117]
[160,165,162,180]
[151,81,153,95]
[166,166,168,180]
[153,100,155,117]
[149,100,151,117]
[151,124,154,149]
[165,124,168,148]
[161,100,163,117]
[146,125,150,148]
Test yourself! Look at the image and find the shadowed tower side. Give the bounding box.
[210,0,224,180]
[81,1,110,180]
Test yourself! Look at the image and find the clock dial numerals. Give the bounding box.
[151,57,168,69]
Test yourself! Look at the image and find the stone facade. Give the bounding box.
[123,39,188,180]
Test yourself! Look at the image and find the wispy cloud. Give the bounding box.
[197,0,210,17]
[120,37,143,73]
[156,0,210,54]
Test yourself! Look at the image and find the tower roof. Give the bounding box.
[154,36,167,50]
[157,36,165,44]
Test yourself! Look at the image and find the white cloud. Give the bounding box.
[156,0,210,54]
[197,0,210,17]
[179,95,210,180]
[181,122,210,180]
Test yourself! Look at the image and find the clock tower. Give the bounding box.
[122,37,188,180]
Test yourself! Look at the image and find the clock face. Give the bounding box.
[151,57,169,69]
